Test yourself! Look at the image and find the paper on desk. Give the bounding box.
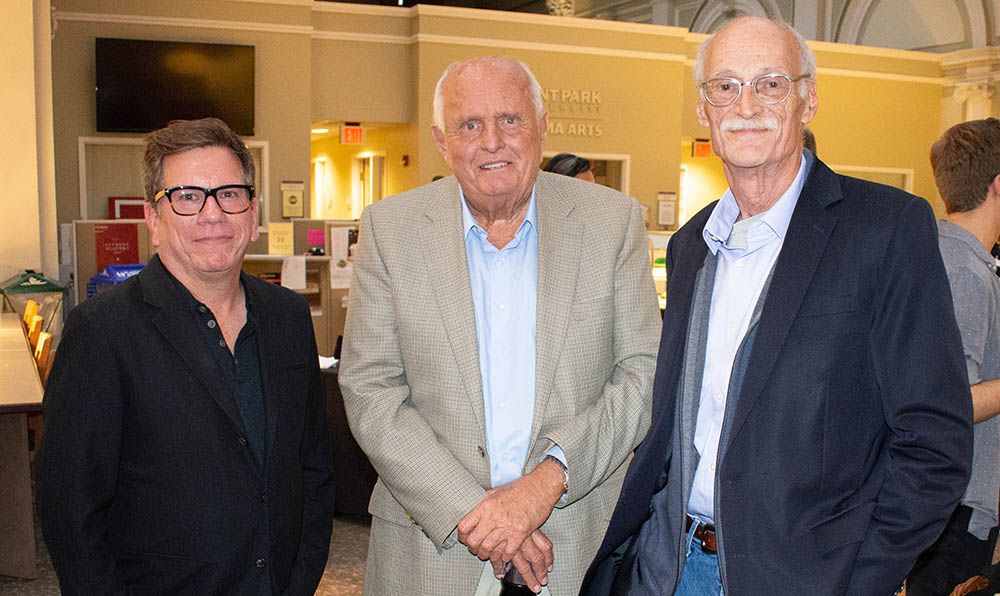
[281,256,307,290]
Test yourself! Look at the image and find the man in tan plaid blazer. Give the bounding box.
[339,56,661,596]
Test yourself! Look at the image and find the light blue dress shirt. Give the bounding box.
[687,154,807,525]
[462,189,541,488]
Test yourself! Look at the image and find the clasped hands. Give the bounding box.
[457,458,566,593]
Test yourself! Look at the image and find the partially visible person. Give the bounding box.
[543,152,596,183]
[906,118,1000,596]
[36,118,335,596]
[803,126,817,155]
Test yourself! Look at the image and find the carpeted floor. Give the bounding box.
[0,511,370,596]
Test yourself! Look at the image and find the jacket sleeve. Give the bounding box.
[35,304,131,596]
[338,206,486,550]
[544,199,661,505]
[845,197,974,595]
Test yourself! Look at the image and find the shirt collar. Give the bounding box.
[938,219,998,270]
[460,185,538,241]
[703,152,808,254]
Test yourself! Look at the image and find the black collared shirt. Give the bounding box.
[178,283,268,468]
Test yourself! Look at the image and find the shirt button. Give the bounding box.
[735,259,745,268]
[198,305,207,313]
[238,437,248,446]
[207,320,217,329]
[261,493,268,504]
[496,259,504,266]
[219,339,227,348]
[497,304,505,311]
[714,392,723,402]
[710,463,717,472]
[256,558,267,568]
[727,326,736,337]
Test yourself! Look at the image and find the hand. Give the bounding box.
[458,458,565,567]
[489,530,554,592]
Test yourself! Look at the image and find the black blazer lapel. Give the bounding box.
[727,159,841,443]
[140,257,248,437]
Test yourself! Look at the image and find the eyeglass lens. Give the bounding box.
[166,185,252,215]
[703,75,793,106]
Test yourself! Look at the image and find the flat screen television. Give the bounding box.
[95,38,255,135]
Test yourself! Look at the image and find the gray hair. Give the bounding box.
[432,56,545,131]
[694,17,816,98]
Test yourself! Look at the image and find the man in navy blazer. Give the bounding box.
[580,17,973,596]
[36,118,335,596]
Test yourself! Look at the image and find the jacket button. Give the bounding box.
[256,558,267,568]
[261,493,268,504]
[238,437,248,446]
[477,446,485,457]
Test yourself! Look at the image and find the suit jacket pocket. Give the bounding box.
[797,292,860,318]
[808,499,876,555]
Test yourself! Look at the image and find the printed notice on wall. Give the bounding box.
[329,226,353,289]
[95,223,139,270]
[268,222,294,255]
[281,256,306,290]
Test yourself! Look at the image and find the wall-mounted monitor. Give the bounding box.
[95,38,255,135]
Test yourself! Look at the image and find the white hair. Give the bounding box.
[431,56,545,131]
[694,17,816,98]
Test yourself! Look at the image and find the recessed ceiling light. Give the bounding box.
[311,128,330,134]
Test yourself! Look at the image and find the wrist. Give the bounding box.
[542,455,568,501]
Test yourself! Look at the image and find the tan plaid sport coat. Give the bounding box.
[339,171,661,596]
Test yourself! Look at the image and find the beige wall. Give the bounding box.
[3,0,966,282]
[50,0,313,226]
[1,2,43,282]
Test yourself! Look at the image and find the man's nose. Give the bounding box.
[481,122,504,152]
[197,193,225,221]
[734,82,762,116]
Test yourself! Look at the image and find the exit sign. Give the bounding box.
[341,125,364,145]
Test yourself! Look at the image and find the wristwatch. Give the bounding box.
[543,454,569,494]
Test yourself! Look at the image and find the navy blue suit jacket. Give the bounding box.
[580,157,973,596]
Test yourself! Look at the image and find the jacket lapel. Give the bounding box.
[532,174,582,443]
[727,159,841,443]
[423,181,487,435]
[140,256,248,437]
[245,276,278,458]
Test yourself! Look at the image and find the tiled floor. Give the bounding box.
[0,512,370,595]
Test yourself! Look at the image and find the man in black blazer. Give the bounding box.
[36,118,335,596]
[580,17,973,596]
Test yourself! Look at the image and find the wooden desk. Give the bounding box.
[0,313,43,579]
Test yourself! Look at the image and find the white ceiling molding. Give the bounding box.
[52,11,313,35]
[415,32,688,62]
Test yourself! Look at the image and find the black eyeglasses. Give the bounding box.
[154,184,255,216]
[699,73,813,107]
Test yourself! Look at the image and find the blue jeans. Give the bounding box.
[674,520,724,596]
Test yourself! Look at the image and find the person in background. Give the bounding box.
[906,117,1000,596]
[580,16,972,596]
[36,117,335,596]
[543,152,596,183]
[338,56,660,596]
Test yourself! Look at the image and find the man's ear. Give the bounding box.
[144,201,161,247]
[431,125,450,167]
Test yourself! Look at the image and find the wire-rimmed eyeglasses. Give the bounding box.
[699,74,813,108]
[154,184,255,216]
